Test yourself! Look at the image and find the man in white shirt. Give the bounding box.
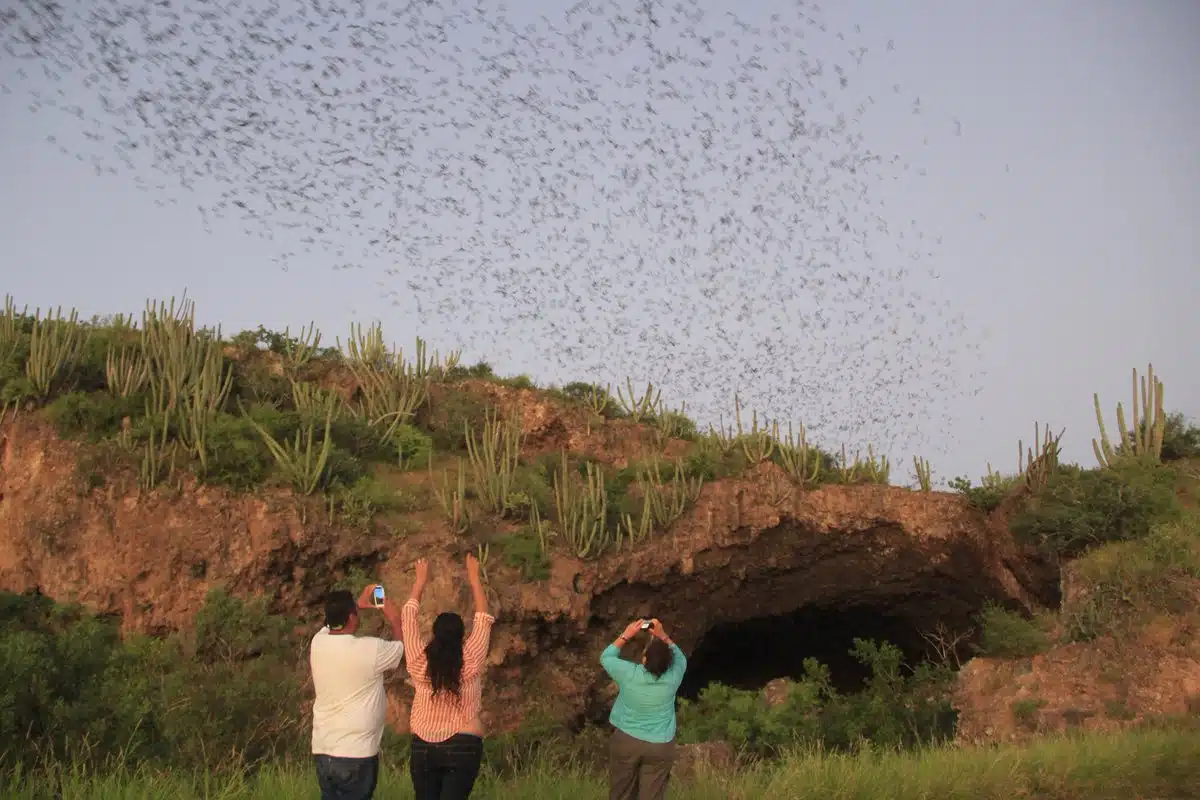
[311,584,405,800]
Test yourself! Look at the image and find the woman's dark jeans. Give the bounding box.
[409,733,485,799]
[313,754,380,800]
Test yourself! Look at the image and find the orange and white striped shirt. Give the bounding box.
[401,598,495,743]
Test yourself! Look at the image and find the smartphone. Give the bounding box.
[372,585,386,608]
[639,618,651,630]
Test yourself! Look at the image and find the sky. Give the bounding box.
[0,0,1197,486]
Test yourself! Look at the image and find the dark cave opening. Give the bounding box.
[677,604,937,700]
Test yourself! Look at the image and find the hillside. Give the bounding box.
[0,295,1197,784]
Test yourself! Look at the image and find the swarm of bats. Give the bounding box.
[1,0,990,461]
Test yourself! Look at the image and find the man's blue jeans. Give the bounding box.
[313,753,380,800]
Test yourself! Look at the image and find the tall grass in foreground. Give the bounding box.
[6,726,1198,800]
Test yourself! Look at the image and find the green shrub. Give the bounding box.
[974,602,1050,658]
[677,639,954,756]
[1063,513,1200,642]
[422,389,490,451]
[191,588,300,663]
[199,410,295,490]
[231,358,292,408]
[442,360,496,382]
[392,423,433,470]
[497,530,551,581]
[1010,463,1181,558]
[0,333,33,405]
[948,472,1021,513]
[0,592,147,767]
[328,414,394,462]
[500,374,536,390]
[46,390,145,440]
[555,381,626,418]
[332,476,409,531]
[0,589,308,772]
[1160,412,1200,462]
[321,446,369,490]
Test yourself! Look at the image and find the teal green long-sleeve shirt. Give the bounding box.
[599,642,688,744]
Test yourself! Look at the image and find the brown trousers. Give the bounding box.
[608,727,678,800]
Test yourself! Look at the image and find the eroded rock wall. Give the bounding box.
[0,415,1050,733]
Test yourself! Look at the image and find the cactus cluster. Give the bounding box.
[27,306,87,399]
[617,377,662,422]
[1019,422,1064,491]
[912,456,933,492]
[464,406,524,515]
[1093,364,1165,468]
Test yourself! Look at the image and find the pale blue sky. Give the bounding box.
[1,0,1196,485]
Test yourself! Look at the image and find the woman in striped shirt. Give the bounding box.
[401,554,495,800]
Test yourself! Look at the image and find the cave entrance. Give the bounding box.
[678,604,935,700]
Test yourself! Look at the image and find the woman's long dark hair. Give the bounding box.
[425,612,465,697]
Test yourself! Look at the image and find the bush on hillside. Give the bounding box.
[973,602,1051,658]
[0,590,307,772]
[677,639,955,756]
[1160,412,1200,462]
[420,389,490,451]
[1009,462,1180,558]
[1063,513,1200,642]
[46,391,145,440]
[948,471,1022,513]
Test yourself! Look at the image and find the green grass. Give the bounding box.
[6,726,1199,799]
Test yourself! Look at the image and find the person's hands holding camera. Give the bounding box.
[356,584,379,610]
[618,618,645,641]
[649,618,673,645]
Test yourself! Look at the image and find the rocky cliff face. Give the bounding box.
[0,407,1058,734]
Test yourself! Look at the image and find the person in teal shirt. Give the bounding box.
[600,617,688,800]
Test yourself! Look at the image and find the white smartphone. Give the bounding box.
[640,618,651,630]
[372,585,386,608]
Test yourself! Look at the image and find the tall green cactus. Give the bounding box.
[244,398,335,495]
[339,320,388,368]
[432,458,471,535]
[778,421,820,485]
[637,457,703,531]
[653,401,689,447]
[733,393,775,462]
[617,377,662,422]
[105,346,150,397]
[837,444,859,484]
[586,383,611,415]
[141,297,205,411]
[139,412,177,491]
[26,306,87,399]
[861,445,890,485]
[340,322,429,443]
[618,499,654,551]
[292,380,343,422]
[1093,364,1165,467]
[553,450,610,559]
[410,335,461,381]
[0,295,28,362]
[1020,421,1064,490]
[464,406,523,515]
[281,322,322,375]
[913,456,933,492]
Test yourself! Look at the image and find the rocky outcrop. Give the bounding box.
[0,413,1055,733]
[953,559,1200,744]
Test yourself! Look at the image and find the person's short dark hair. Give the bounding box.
[325,590,357,630]
[643,637,674,678]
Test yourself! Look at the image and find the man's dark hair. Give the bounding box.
[643,638,674,679]
[325,590,357,630]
